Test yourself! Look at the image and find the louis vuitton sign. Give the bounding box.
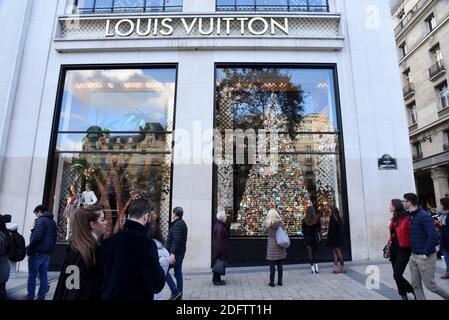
[104,16,289,38]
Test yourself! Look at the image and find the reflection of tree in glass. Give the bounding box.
[217,68,305,138]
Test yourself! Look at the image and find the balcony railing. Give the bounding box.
[429,60,446,80]
[73,5,182,14]
[403,82,415,98]
[413,153,423,161]
[444,143,449,151]
[216,4,329,12]
[394,0,427,35]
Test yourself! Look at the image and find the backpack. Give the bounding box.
[8,230,26,262]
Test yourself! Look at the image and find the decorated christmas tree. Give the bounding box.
[236,94,310,236]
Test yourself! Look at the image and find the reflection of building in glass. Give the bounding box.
[51,69,175,241]
[215,68,341,238]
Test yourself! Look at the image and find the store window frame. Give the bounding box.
[71,0,183,14]
[43,63,178,236]
[212,63,350,243]
[215,0,330,12]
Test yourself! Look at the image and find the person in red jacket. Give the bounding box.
[388,199,415,300]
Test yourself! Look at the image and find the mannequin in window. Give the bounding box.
[81,183,98,208]
[63,184,80,241]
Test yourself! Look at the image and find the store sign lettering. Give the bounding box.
[105,17,289,38]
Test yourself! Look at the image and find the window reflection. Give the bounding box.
[215,66,343,238]
[49,67,176,242]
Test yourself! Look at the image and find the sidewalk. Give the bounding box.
[5,259,449,300]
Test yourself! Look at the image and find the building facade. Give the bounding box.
[391,0,449,210]
[0,0,414,271]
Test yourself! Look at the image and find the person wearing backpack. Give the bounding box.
[0,214,13,300]
[265,209,287,287]
[3,215,26,279]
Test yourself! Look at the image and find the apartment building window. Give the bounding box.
[73,0,183,13]
[425,13,436,33]
[399,42,407,59]
[403,68,412,84]
[431,44,443,63]
[412,142,423,160]
[437,81,449,110]
[407,102,418,126]
[216,0,329,12]
[397,9,405,20]
[443,130,449,151]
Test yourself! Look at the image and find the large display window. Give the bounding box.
[214,65,345,239]
[46,66,177,241]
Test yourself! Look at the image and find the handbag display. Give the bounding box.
[383,241,392,259]
[276,226,291,249]
[212,259,226,275]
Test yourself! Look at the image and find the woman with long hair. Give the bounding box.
[265,209,287,287]
[388,199,415,300]
[53,205,107,300]
[0,215,13,300]
[302,204,321,274]
[148,212,170,299]
[327,206,345,273]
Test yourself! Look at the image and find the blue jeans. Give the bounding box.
[166,253,185,294]
[27,254,51,300]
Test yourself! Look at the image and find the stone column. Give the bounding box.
[431,167,449,206]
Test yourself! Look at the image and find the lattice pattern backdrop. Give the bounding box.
[60,15,341,40]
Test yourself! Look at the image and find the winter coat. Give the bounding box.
[440,212,449,251]
[53,245,103,300]
[266,222,287,261]
[153,239,169,301]
[327,215,344,248]
[0,232,11,283]
[27,212,57,256]
[302,220,321,247]
[410,207,439,255]
[211,221,229,266]
[389,215,411,248]
[100,220,165,300]
[166,218,188,255]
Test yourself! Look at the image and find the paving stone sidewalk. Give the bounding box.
[5,259,449,300]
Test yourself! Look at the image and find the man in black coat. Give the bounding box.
[100,199,165,300]
[166,207,188,300]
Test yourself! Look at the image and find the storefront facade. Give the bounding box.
[0,0,415,271]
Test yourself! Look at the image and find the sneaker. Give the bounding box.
[310,265,315,274]
[339,265,347,273]
[169,291,182,300]
[277,281,283,286]
[314,264,319,274]
[268,283,275,287]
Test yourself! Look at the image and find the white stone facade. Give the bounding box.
[0,0,415,271]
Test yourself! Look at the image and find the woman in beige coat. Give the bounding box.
[265,209,287,287]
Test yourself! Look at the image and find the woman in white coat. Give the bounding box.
[148,213,169,300]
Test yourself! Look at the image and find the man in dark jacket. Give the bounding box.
[403,193,449,300]
[166,207,188,300]
[26,205,57,300]
[100,198,165,300]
